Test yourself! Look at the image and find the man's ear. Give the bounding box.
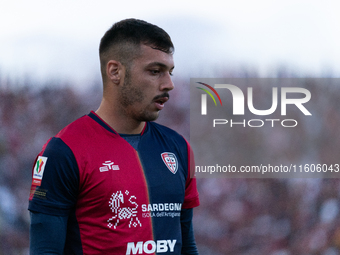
[106,60,124,85]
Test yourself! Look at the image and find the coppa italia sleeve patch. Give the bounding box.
[32,156,48,186]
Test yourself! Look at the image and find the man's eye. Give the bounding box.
[150,70,160,75]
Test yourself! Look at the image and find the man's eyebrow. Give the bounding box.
[146,62,174,70]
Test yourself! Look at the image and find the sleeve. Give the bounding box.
[28,137,80,216]
[182,140,200,209]
[181,208,199,255]
[30,212,68,254]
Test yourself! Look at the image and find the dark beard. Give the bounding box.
[119,69,144,107]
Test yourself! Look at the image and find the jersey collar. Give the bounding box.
[88,111,148,136]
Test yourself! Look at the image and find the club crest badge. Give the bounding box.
[161,152,178,174]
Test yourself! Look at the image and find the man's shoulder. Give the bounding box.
[56,114,93,137]
[53,114,99,147]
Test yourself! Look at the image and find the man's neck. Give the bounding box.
[95,106,145,135]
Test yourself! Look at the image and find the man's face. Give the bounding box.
[118,44,175,122]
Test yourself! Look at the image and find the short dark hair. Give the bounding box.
[99,19,174,78]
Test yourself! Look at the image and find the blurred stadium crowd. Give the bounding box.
[1,76,340,255]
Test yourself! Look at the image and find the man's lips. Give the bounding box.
[153,93,170,110]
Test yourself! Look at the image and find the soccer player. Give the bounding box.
[29,19,200,254]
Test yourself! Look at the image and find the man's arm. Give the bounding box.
[181,208,199,255]
[29,137,80,253]
[30,212,68,254]
[181,141,200,254]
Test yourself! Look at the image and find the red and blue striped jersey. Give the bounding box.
[29,111,199,254]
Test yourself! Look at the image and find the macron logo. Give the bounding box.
[99,161,120,172]
[126,239,176,254]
